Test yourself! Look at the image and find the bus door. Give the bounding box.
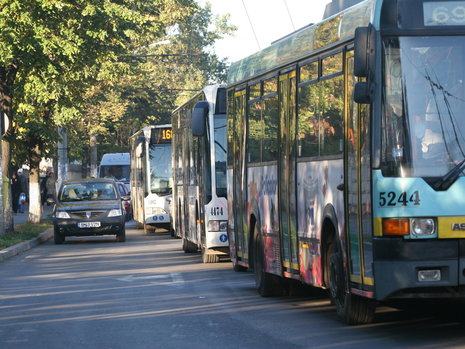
[345,52,374,290]
[278,72,299,274]
[233,90,249,262]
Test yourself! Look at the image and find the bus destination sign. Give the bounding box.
[151,127,172,144]
[424,1,465,26]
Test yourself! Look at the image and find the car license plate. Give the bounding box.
[78,222,101,228]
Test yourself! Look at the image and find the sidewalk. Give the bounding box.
[1,204,54,263]
[13,202,53,226]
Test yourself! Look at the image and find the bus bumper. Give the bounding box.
[373,238,465,300]
[206,231,229,250]
[145,213,170,225]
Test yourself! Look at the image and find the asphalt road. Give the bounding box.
[1,223,465,349]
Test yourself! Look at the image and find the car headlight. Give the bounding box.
[55,211,70,219]
[411,218,435,236]
[108,209,123,217]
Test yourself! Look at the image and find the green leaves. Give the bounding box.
[0,0,236,169]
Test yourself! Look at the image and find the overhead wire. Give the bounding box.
[283,0,296,31]
[241,0,261,50]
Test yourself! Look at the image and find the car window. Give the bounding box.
[118,184,126,195]
[60,182,117,201]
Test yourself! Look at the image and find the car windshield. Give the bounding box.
[60,182,117,201]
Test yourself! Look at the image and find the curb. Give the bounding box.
[0,228,53,263]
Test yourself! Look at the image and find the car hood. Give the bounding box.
[55,200,121,211]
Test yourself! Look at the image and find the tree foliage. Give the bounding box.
[0,0,236,225]
[74,2,236,164]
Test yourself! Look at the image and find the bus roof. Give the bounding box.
[227,0,375,86]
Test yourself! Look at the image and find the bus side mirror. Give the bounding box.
[354,26,374,78]
[354,82,372,104]
[192,101,209,137]
[354,25,375,104]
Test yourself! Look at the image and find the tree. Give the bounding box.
[0,0,200,225]
[73,2,236,173]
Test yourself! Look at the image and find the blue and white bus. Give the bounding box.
[227,0,465,324]
[129,125,173,234]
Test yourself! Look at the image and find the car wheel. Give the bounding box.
[116,228,126,242]
[54,226,65,244]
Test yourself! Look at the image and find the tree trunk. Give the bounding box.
[28,138,42,224]
[0,63,18,234]
[0,140,3,236]
[90,133,98,178]
[2,140,13,233]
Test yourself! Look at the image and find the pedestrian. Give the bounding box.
[40,171,50,205]
[17,169,27,213]
[11,172,20,214]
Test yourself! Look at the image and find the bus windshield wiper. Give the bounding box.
[426,159,465,191]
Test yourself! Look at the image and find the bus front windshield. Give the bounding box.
[382,36,465,178]
[149,143,172,195]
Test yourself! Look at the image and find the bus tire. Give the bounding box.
[232,260,248,272]
[253,225,279,297]
[182,238,197,253]
[328,242,376,325]
[144,224,154,234]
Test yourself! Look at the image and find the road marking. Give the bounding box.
[118,273,184,287]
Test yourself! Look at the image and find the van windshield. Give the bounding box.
[100,165,130,182]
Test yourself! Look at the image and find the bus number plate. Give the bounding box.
[211,207,224,216]
[379,191,420,207]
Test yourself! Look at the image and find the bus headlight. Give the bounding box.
[411,218,435,237]
[151,207,166,215]
[208,220,228,232]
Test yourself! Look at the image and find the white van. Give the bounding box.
[98,153,130,190]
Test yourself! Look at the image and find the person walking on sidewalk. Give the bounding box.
[17,169,27,214]
[11,172,21,214]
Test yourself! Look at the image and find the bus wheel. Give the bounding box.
[253,225,279,297]
[144,224,154,234]
[182,238,197,253]
[202,247,220,263]
[232,259,248,272]
[328,242,376,324]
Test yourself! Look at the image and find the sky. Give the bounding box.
[197,0,330,62]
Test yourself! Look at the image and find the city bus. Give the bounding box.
[226,0,465,324]
[129,125,173,234]
[172,84,229,263]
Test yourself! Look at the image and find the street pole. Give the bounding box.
[57,127,68,194]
